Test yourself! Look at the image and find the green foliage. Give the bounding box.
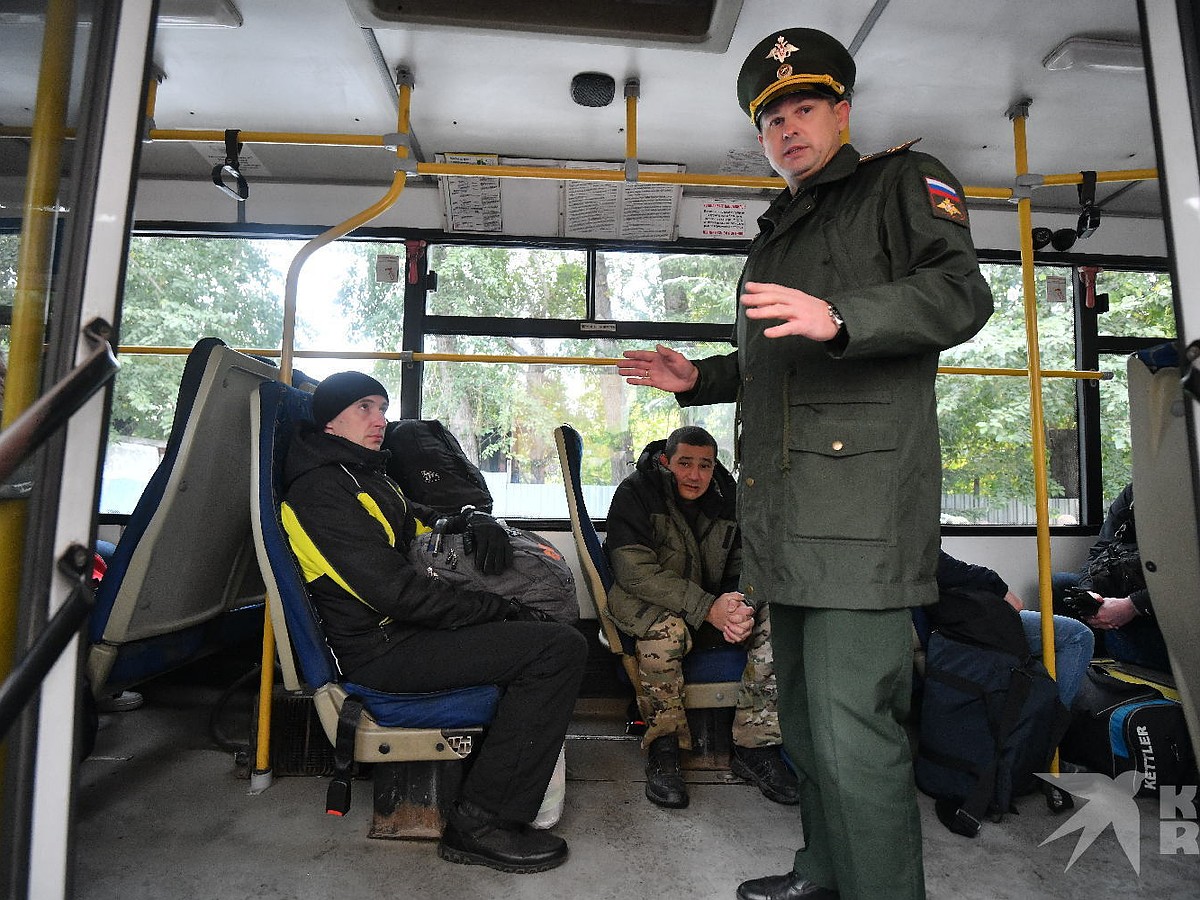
[113,237,283,440]
[938,264,1079,505]
[0,232,16,310]
[110,234,1175,520]
[938,264,1175,517]
[330,244,740,486]
[1,232,19,365]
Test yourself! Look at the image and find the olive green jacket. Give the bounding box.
[603,439,741,639]
[680,143,993,611]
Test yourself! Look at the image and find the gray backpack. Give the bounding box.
[408,523,579,623]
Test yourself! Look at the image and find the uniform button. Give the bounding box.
[832,440,844,451]
[744,374,754,383]
[745,477,755,487]
[745,585,755,596]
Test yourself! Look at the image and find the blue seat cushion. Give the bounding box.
[340,682,501,728]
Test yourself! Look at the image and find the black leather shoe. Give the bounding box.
[731,744,800,805]
[438,801,568,873]
[645,735,689,808]
[736,872,839,900]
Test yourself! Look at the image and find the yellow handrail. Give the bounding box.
[0,0,77,792]
[0,123,1158,199]
[110,344,1109,381]
[250,76,416,791]
[1011,104,1060,698]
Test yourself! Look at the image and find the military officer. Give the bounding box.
[620,26,993,900]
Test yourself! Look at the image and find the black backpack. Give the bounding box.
[382,419,493,515]
[914,586,1069,837]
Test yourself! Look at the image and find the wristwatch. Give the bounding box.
[826,302,845,334]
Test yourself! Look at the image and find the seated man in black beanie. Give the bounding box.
[281,371,587,873]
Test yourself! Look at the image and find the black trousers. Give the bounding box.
[349,620,587,823]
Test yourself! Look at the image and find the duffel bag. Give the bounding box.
[1060,661,1197,795]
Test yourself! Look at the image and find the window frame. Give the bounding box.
[110,226,1174,531]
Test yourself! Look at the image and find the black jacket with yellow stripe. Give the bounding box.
[282,424,509,677]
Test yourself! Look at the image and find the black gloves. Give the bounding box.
[505,598,553,622]
[464,509,514,575]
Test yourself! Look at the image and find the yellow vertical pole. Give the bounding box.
[251,74,413,786]
[0,0,76,785]
[1009,101,1058,678]
[625,83,637,163]
[144,67,161,133]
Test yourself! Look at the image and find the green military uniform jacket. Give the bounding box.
[680,143,993,612]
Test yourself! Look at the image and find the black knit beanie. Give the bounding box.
[311,371,389,428]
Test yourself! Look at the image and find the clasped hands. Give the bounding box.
[706,591,754,644]
[1082,594,1139,630]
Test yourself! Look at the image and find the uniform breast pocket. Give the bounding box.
[785,417,900,545]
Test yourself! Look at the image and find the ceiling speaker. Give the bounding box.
[571,72,616,107]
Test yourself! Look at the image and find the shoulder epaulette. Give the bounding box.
[858,138,922,165]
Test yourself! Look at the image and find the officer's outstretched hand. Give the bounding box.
[619,345,698,393]
[467,511,514,575]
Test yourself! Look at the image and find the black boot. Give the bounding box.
[438,799,568,873]
[737,872,839,900]
[645,735,689,808]
[731,744,800,805]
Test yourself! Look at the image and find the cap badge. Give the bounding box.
[777,63,793,80]
[767,36,799,64]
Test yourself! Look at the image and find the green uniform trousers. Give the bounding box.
[769,604,924,900]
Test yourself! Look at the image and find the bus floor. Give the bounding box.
[73,657,1200,900]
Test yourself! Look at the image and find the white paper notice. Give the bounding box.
[620,181,679,241]
[563,162,621,239]
[439,153,503,233]
[562,162,682,240]
[701,200,748,238]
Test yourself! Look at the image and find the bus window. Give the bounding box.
[419,337,735,520]
[1093,268,1176,501]
[105,237,286,513]
[1,231,15,366]
[426,245,587,319]
[938,263,1078,524]
[596,250,743,323]
[110,235,1173,528]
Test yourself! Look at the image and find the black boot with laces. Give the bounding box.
[645,734,689,808]
[731,744,800,805]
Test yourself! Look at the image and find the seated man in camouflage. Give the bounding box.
[604,425,797,809]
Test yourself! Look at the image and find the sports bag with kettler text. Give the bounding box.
[1060,661,1197,795]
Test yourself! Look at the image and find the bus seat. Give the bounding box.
[1127,343,1200,765]
[552,423,744,768]
[87,338,277,695]
[250,380,500,839]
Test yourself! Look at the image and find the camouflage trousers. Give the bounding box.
[634,604,780,750]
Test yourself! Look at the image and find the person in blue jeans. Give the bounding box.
[938,550,1094,705]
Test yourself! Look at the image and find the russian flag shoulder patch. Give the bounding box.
[924,175,969,226]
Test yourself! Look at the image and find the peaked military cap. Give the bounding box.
[737,28,855,125]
